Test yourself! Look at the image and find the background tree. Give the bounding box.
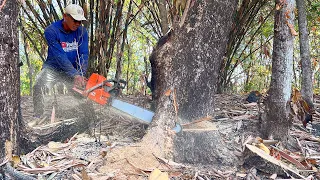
[261,0,295,141]
[218,0,271,93]
[156,0,169,34]
[297,0,313,103]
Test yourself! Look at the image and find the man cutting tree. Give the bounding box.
[33,4,89,117]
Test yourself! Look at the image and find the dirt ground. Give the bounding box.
[16,93,320,179]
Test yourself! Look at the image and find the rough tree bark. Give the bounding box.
[261,0,295,141]
[142,0,238,165]
[0,0,19,166]
[297,0,313,103]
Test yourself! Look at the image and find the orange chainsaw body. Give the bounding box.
[73,73,112,105]
[86,73,112,105]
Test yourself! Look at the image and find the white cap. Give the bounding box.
[64,4,86,21]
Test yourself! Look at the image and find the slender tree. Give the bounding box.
[261,0,295,141]
[297,0,313,103]
[156,0,169,35]
[115,0,133,81]
[20,16,33,95]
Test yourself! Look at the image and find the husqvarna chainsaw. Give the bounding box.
[72,73,181,132]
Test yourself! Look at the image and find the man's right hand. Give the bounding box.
[74,75,87,87]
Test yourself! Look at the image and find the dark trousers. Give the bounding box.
[33,68,73,116]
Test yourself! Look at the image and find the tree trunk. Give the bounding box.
[0,0,19,161]
[297,0,313,103]
[262,0,295,142]
[142,0,238,164]
[115,0,132,82]
[126,46,131,94]
[114,29,122,81]
[21,18,33,96]
[156,0,169,35]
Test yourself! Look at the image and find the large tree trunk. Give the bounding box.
[142,0,238,164]
[297,0,313,103]
[0,0,19,161]
[262,0,295,141]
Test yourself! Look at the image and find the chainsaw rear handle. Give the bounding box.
[107,79,127,89]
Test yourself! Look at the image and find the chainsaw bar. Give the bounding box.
[73,73,182,132]
[111,99,181,133]
[111,99,154,123]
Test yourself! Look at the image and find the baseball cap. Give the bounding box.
[64,4,86,21]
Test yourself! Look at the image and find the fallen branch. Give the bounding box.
[152,153,172,170]
[32,118,78,130]
[3,164,37,180]
[125,158,148,176]
[0,0,7,12]
[0,158,8,167]
[246,144,306,179]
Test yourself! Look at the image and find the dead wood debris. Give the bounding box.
[4,134,122,179]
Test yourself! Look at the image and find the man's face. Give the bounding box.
[64,14,82,31]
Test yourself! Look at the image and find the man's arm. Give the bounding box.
[77,27,89,76]
[44,28,79,77]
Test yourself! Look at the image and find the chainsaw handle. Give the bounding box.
[107,79,127,89]
[118,79,127,89]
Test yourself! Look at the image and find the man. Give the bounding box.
[33,4,89,117]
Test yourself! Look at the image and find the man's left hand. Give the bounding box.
[74,75,87,87]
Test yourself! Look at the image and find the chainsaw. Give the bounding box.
[72,73,181,132]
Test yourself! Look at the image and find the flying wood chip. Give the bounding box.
[276,4,282,10]
[164,89,172,96]
[5,140,12,161]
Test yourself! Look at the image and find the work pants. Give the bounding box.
[33,68,74,116]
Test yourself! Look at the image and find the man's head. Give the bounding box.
[63,4,86,32]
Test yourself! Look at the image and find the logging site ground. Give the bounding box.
[17,93,320,179]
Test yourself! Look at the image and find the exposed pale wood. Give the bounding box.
[182,128,218,132]
[181,116,212,127]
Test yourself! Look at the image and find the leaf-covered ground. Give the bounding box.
[15,93,320,179]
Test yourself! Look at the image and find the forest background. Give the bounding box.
[18,0,320,96]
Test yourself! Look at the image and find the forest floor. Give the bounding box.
[16,93,320,179]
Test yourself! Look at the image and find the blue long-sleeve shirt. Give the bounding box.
[43,20,89,77]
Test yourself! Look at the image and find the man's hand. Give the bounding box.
[74,75,87,87]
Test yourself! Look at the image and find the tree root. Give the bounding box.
[1,163,36,180]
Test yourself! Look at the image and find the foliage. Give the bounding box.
[18,0,320,95]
